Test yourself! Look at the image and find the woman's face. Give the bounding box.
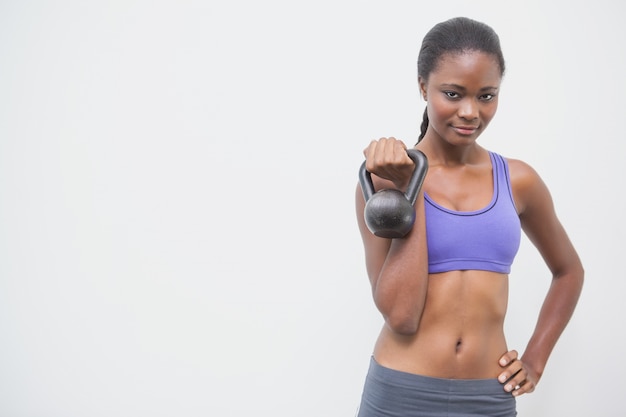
[419,51,502,146]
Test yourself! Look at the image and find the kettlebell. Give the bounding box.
[359,149,429,238]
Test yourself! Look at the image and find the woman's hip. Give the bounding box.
[357,356,516,417]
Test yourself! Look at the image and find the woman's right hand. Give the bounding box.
[363,137,416,190]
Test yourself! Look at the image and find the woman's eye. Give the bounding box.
[444,91,459,99]
[481,93,495,101]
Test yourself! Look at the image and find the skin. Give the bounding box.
[355,51,584,397]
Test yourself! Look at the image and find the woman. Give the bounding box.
[355,17,584,417]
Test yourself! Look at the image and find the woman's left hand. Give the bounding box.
[497,350,540,397]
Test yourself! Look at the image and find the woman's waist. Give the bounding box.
[366,356,508,393]
[374,325,507,379]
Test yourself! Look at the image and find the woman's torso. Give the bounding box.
[373,269,509,379]
[372,149,519,379]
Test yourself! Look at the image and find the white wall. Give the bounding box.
[1,1,623,416]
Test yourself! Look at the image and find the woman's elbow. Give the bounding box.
[554,261,585,296]
[373,284,427,335]
[384,311,421,335]
[575,264,585,292]
[566,261,585,287]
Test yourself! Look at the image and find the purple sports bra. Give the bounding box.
[424,152,521,274]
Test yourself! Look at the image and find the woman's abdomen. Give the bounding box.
[373,270,509,379]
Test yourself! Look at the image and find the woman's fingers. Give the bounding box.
[363,137,413,185]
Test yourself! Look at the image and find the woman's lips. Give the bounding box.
[453,125,479,135]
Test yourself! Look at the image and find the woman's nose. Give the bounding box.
[458,98,479,120]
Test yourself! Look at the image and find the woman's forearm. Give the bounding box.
[371,198,429,335]
[521,267,584,377]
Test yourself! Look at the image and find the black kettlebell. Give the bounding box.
[359,149,429,238]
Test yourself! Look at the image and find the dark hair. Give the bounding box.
[416,17,505,142]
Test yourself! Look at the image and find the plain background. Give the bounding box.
[1,0,624,415]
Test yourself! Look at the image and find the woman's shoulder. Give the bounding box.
[503,157,541,185]
[499,155,552,214]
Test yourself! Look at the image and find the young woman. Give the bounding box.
[355,17,584,417]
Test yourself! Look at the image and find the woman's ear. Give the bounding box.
[418,76,427,101]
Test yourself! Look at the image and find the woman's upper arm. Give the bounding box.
[508,159,583,276]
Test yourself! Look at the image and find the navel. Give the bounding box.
[455,338,463,354]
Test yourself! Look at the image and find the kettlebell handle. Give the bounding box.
[359,149,429,205]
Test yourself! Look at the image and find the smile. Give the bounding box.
[452,125,479,135]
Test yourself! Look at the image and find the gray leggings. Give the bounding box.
[357,357,517,417]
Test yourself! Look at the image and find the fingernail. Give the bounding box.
[498,375,507,383]
[505,384,512,392]
[500,359,507,366]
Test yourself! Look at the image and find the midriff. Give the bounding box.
[373,270,509,379]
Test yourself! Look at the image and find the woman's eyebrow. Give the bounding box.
[440,83,499,91]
